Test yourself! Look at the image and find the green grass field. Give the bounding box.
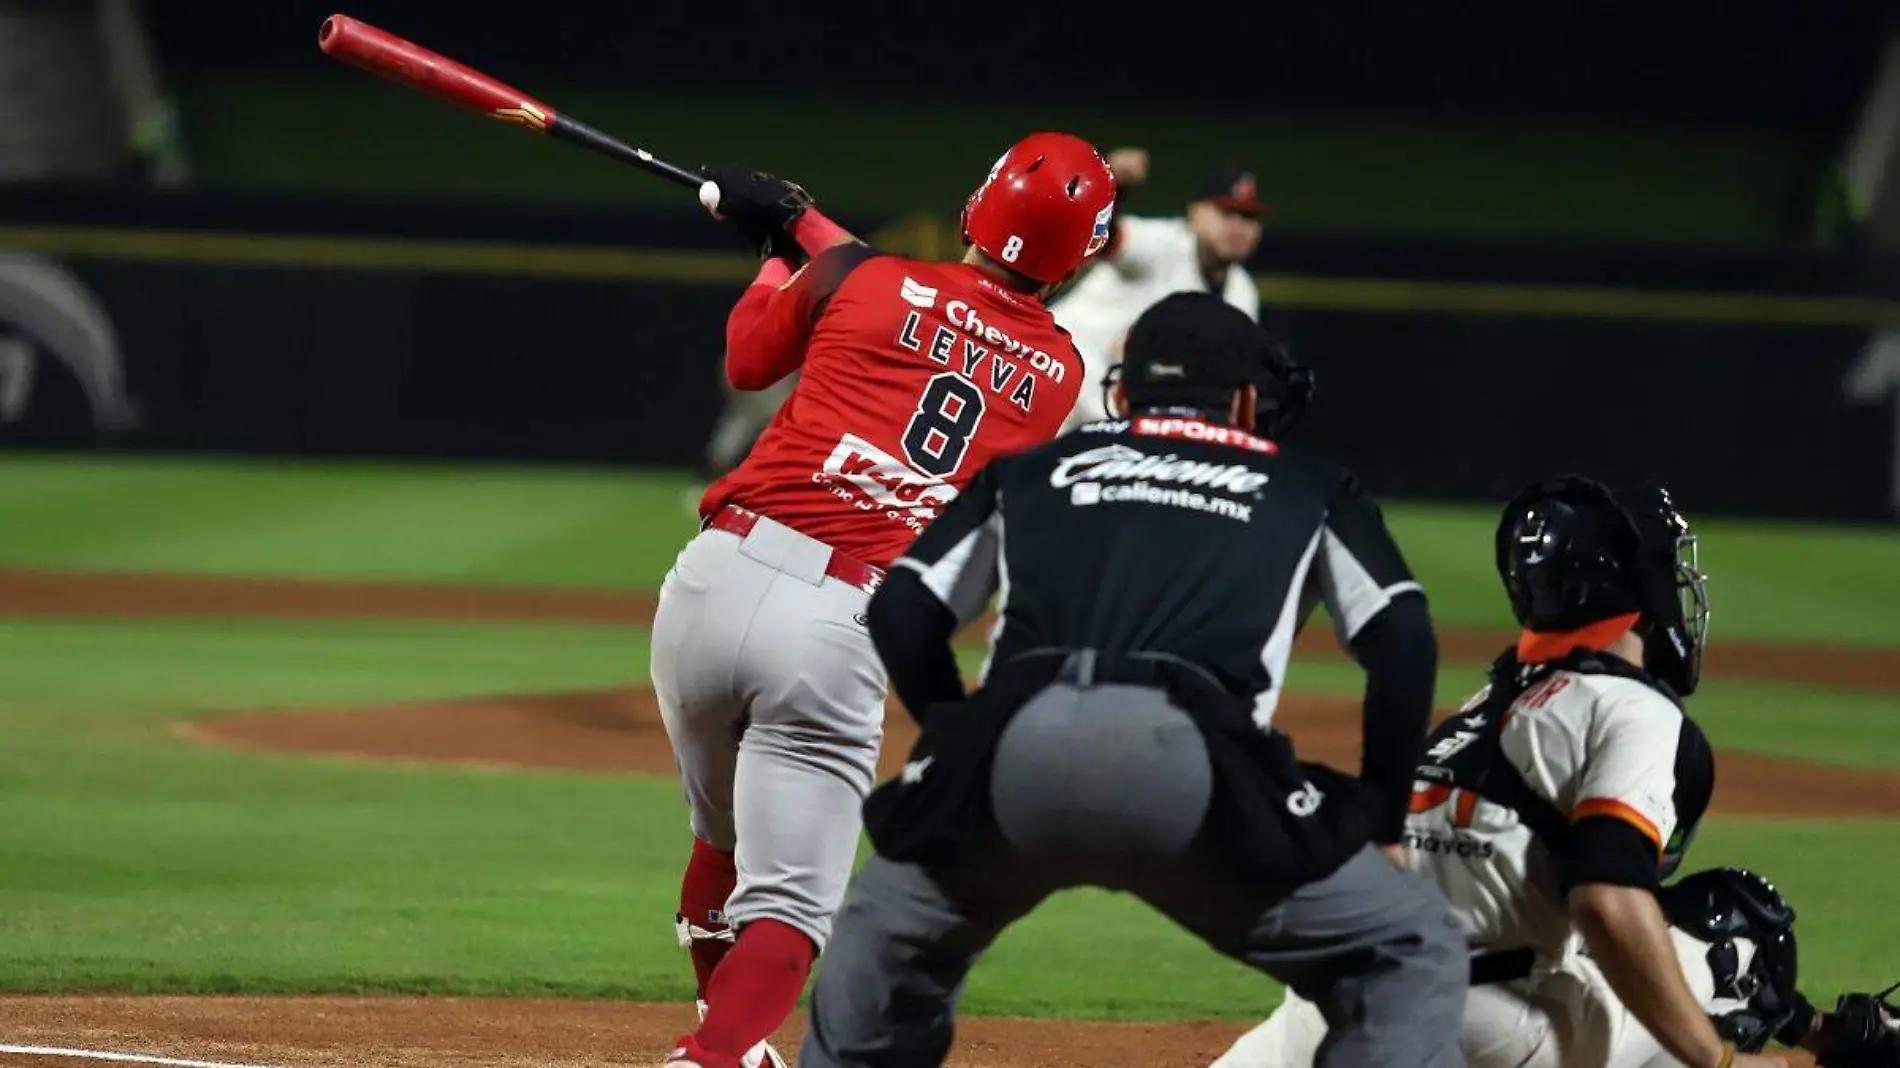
[0,456,1896,1019]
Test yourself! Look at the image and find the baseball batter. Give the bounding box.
[1050,151,1264,428]
[1211,476,1813,1068]
[654,135,1117,1068]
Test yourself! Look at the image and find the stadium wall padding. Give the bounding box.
[1,186,1895,521]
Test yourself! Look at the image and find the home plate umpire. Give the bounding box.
[795,291,1468,1068]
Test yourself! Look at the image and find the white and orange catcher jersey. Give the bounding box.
[1402,652,1716,966]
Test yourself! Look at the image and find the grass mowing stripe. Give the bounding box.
[10,457,1897,645]
[5,784,1892,1015]
[1671,677,1900,770]
[0,728,692,1000]
[0,457,702,586]
[0,619,646,716]
[4,614,1890,778]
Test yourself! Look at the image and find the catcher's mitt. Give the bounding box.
[1818,982,1900,1068]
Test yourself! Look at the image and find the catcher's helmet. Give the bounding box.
[1496,475,1710,694]
[1658,867,1800,1052]
[961,132,1117,286]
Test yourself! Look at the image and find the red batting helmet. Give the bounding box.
[961,132,1117,285]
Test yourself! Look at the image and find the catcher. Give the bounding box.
[1217,863,1896,1068]
[1211,477,1898,1068]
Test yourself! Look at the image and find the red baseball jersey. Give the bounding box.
[701,244,1085,570]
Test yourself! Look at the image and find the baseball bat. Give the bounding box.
[316,14,705,190]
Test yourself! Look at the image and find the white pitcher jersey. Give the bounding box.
[1050,217,1259,425]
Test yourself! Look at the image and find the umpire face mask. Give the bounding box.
[1098,362,1120,422]
[1253,353,1314,440]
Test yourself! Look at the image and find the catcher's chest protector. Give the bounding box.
[1414,650,1706,885]
[1414,661,1570,857]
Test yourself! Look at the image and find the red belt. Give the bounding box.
[706,504,885,594]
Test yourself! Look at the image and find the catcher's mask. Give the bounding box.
[1495,475,1709,695]
[1625,485,1710,697]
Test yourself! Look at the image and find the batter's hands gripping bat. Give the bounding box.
[316,14,706,192]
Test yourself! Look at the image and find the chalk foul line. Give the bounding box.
[0,1044,294,1068]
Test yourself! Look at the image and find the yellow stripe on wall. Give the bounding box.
[0,225,758,285]
[4,224,1900,327]
[1256,274,1900,327]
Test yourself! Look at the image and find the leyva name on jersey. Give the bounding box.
[894,276,1067,416]
[808,274,1076,536]
[711,253,1081,572]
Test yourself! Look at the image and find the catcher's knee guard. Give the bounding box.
[1658,866,1798,1051]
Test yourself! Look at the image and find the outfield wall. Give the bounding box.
[2,185,1897,521]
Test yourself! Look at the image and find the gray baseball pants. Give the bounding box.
[650,517,886,950]
[797,681,1468,1068]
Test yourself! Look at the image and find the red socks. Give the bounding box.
[676,842,816,1065]
[693,919,816,1063]
[678,838,738,998]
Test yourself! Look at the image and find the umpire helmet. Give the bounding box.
[1496,475,1710,694]
[1658,867,1800,1052]
[1104,293,1312,437]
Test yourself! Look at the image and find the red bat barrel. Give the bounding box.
[317,14,710,189]
[317,14,556,132]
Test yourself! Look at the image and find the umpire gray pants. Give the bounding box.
[798,682,1468,1068]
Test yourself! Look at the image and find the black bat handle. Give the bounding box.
[549,114,704,189]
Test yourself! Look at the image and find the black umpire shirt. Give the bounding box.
[870,412,1440,842]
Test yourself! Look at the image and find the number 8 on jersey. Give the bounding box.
[902,373,987,478]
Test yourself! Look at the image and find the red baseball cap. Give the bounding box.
[1193,164,1267,218]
